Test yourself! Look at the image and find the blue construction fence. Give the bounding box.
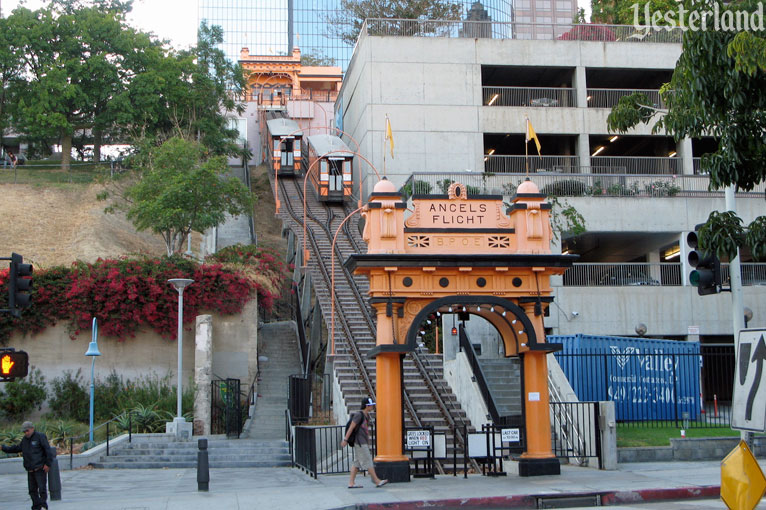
[551,335,703,424]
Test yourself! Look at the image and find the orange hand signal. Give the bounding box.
[1,354,14,375]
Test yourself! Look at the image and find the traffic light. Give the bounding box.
[687,228,721,296]
[0,349,28,381]
[8,252,33,317]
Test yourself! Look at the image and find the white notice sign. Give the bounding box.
[528,392,540,402]
[406,429,431,449]
[732,329,766,432]
[501,428,520,443]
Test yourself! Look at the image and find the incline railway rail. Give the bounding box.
[274,173,477,472]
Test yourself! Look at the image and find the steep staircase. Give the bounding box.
[91,322,301,469]
[479,358,523,420]
[246,321,302,440]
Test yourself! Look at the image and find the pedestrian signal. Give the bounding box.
[0,350,28,380]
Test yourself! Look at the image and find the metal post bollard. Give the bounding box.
[197,438,209,492]
[48,446,62,501]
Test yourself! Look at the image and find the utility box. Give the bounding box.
[552,334,701,422]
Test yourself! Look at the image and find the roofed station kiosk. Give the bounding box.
[345,178,576,482]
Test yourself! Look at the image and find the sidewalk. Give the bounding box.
[1,460,723,510]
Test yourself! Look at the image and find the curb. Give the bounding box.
[349,485,720,509]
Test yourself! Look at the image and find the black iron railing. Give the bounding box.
[211,378,242,437]
[550,402,602,468]
[293,424,356,478]
[554,345,734,428]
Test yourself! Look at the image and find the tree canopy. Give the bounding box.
[606,0,766,260]
[328,0,464,46]
[3,1,247,167]
[590,0,678,25]
[126,137,255,256]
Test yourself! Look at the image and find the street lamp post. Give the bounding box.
[168,278,194,418]
[84,318,101,443]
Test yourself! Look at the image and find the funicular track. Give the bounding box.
[275,175,477,472]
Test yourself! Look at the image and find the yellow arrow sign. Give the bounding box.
[721,440,766,510]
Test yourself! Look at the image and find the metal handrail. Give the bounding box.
[458,327,502,424]
[547,377,587,465]
[278,179,375,404]
[563,262,681,287]
[586,88,665,109]
[482,86,575,108]
[401,172,766,197]
[360,19,683,44]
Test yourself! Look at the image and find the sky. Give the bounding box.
[1,0,199,49]
[1,0,593,51]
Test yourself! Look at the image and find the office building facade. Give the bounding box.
[200,1,516,71]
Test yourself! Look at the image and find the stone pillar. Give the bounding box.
[677,137,694,175]
[194,315,213,436]
[573,66,588,108]
[519,301,560,476]
[577,134,590,171]
[647,249,661,282]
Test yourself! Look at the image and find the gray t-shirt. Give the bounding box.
[351,411,369,446]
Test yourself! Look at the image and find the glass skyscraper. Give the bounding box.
[199,0,290,63]
[199,1,515,71]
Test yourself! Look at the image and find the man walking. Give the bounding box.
[2,421,52,510]
[341,397,388,488]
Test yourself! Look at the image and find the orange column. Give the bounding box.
[372,303,407,463]
[520,301,555,461]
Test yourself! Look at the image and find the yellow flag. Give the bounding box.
[385,116,394,159]
[526,117,541,156]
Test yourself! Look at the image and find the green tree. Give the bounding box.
[8,0,143,170]
[590,0,678,25]
[0,16,25,152]
[606,0,766,259]
[328,0,464,46]
[301,50,338,67]
[111,22,247,158]
[125,137,255,256]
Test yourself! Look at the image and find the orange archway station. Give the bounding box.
[344,178,577,481]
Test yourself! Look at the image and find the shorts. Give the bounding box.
[352,444,374,471]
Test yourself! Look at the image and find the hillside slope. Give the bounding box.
[0,164,285,269]
[0,184,166,268]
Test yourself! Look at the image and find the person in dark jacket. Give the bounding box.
[2,421,51,510]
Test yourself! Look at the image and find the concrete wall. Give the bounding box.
[6,298,258,391]
[337,34,682,198]
[444,353,492,430]
[549,285,766,337]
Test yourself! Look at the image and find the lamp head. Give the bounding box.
[85,341,101,357]
[168,278,194,292]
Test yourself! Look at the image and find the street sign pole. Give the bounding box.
[726,186,750,445]
[731,329,766,434]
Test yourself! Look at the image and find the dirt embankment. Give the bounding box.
[0,164,286,269]
[0,184,166,268]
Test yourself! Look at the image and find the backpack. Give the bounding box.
[344,412,364,447]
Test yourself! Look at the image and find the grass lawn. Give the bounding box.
[0,163,113,185]
[617,423,747,447]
